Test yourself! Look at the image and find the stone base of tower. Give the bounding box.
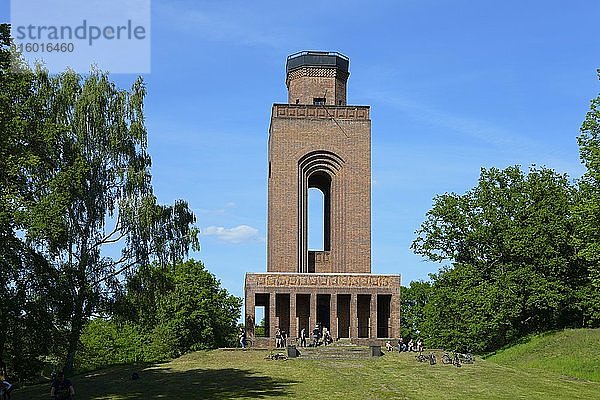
[244,272,401,345]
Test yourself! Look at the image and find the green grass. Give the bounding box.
[16,329,600,399]
[486,328,600,383]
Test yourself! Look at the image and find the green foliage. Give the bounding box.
[113,263,173,330]
[255,319,266,336]
[145,324,182,361]
[156,261,242,352]
[0,23,199,378]
[421,264,527,352]
[77,320,146,372]
[574,69,600,326]
[29,66,200,374]
[0,22,62,382]
[112,260,242,359]
[412,166,592,352]
[400,281,431,339]
[408,69,600,352]
[77,260,241,371]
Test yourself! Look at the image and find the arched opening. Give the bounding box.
[307,171,331,273]
[308,171,331,251]
[308,188,325,251]
[297,150,343,273]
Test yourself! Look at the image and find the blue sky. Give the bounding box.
[3,1,599,300]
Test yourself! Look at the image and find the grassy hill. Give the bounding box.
[16,330,600,399]
[486,328,600,383]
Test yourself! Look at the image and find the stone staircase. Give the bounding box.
[221,338,386,359]
[292,340,374,359]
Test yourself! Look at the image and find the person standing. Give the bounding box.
[0,375,13,400]
[275,328,282,348]
[312,325,320,347]
[239,327,247,349]
[322,327,332,345]
[51,371,75,400]
[300,327,307,347]
[398,337,406,352]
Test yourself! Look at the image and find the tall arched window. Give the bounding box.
[308,171,331,252]
[308,187,325,251]
[298,151,343,273]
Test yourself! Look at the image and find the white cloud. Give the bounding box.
[201,225,262,244]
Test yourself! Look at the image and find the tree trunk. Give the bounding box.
[63,299,84,376]
[0,346,6,376]
[0,310,7,376]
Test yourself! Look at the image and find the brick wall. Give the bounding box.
[267,103,372,274]
[286,66,348,105]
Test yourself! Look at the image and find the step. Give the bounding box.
[293,344,373,359]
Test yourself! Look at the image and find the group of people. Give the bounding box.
[239,323,336,348]
[395,337,423,353]
[297,324,334,347]
[306,324,332,347]
[282,325,334,348]
[275,328,288,348]
[240,325,426,354]
[385,337,424,353]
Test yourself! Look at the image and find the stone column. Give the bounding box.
[350,292,358,338]
[391,292,401,338]
[245,290,255,338]
[290,293,298,340]
[269,292,277,341]
[370,294,377,339]
[330,293,338,340]
[309,292,317,332]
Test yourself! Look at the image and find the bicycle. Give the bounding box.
[239,336,253,349]
[264,350,287,361]
[458,352,474,364]
[441,352,461,367]
[415,351,437,365]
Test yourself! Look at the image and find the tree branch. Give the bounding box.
[93,214,122,248]
[92,260,138,287]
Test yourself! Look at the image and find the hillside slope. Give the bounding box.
[16,340,600,400]
[486,328,600,383]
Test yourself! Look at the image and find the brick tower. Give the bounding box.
[245,51,400,345]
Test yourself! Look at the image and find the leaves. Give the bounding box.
[0,22,200,378]
[110,260,242,360]
[573,69,600,325]
[410,165,594,352]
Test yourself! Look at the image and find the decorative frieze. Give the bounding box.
[246,273,400,289]
[287,66,339,80]
[272,104,370,120]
